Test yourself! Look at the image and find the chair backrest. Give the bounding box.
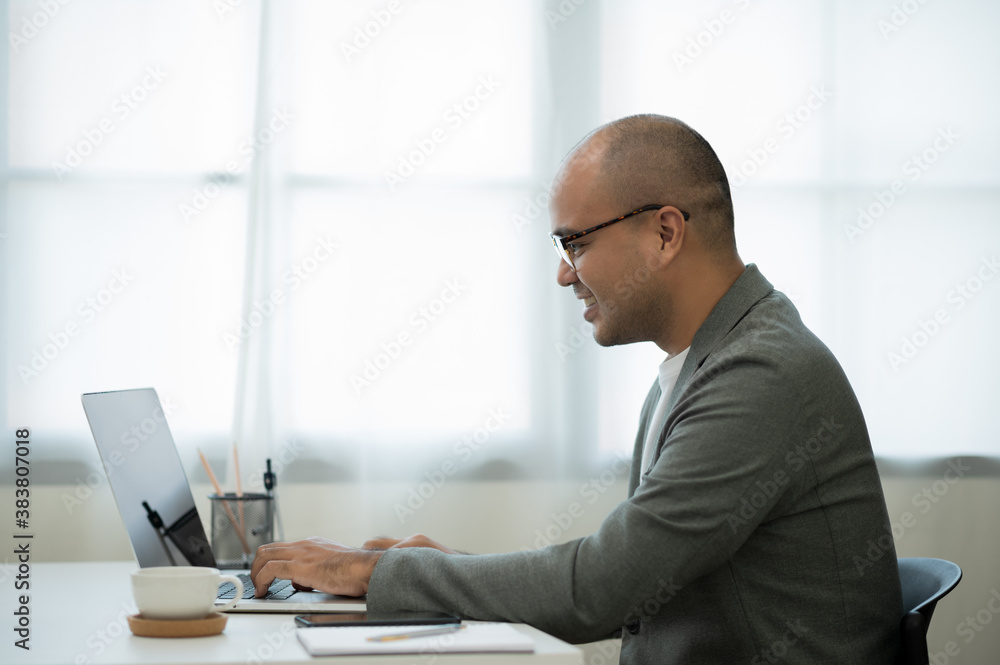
[896,557,962,665]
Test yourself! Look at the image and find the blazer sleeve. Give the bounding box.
[365,352,809,644]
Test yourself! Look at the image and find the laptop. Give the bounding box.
[81,387,366,613]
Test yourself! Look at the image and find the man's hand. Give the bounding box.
[362,533,462,554]
[251,537,381,598]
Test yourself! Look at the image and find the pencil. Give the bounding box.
[368,624,464,643]
[233,442,245,534]
[198,448,251,554]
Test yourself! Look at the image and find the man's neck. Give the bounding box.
[656,260,745,355]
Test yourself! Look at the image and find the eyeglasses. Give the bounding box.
[549,204,690,271]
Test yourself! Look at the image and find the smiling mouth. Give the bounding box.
[582,296,596,307]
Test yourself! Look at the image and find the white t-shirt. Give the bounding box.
[639,347,690,484]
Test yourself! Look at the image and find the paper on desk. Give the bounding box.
[295,622,535,656]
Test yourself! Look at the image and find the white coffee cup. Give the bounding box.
[131,567,243,620]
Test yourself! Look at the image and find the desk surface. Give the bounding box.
[7,561,582,665]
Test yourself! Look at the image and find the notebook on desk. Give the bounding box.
[81,387,366,613]
[296,623,535,657]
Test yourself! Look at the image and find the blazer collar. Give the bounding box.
[665,263,774,413]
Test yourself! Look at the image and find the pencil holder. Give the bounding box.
[209,493,274,569]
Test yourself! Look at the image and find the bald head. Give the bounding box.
[564,114,736,256]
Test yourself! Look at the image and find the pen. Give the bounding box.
[264,458,285,541]
[367,624,465,643]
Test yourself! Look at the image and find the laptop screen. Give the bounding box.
[81,388,216,568]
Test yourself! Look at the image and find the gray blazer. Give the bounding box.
[367,264,902,664]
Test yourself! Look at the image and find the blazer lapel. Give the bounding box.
[645,264,776,471]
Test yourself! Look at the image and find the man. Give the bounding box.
[252,115,902,664]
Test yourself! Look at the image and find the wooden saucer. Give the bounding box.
[127,612,228,637]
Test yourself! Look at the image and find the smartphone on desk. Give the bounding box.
[295,611,460,628]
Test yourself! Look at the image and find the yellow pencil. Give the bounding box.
[368,625,464,643]
[198,448,250,554]
[233,442,245,534]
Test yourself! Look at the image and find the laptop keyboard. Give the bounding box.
[218,575,296,601]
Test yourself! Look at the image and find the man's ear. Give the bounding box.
[649,206,686,269]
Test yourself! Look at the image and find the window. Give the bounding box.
[4,0,997,481]
[598,0,1000,458]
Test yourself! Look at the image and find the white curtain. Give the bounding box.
[3,0,998,493]
[227,0,284,489]
[3,0,592,489]
[599,0,1000,458]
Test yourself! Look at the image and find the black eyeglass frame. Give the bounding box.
[549,204,690,271]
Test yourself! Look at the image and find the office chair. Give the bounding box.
[895,557,962,665]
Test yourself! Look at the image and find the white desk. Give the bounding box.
[7,561,582,665]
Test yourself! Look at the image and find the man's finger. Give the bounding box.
[362,537,398,550]
[253,559,295,598]
[251,542,293,580]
